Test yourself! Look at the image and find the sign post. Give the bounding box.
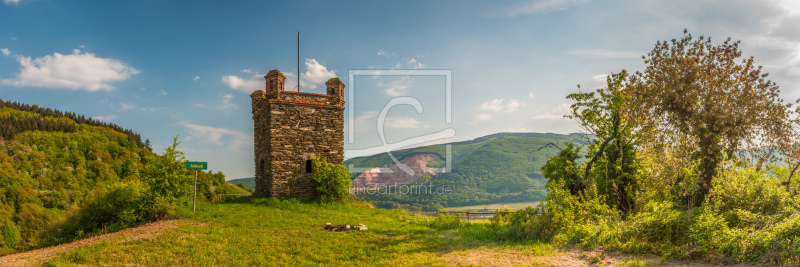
[186,162,208,212]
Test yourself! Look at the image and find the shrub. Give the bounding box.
[491,205,548,241]
[143,137,192,205]
[685,167,800,263]
[310,157,351,203]
[429,212,463,230]
[0,221,21,249]
[61,181,149,239]
[622,201,690,257]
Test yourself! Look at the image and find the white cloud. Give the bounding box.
[222,73,263,94]
[1,48,9,56]
[192,103,205,108]
[10,37,17,41]
[120,102,136,111]
[159,89,167,95]
[376,76,412,97]
[568,49,642,58]
[377,50,397,58]
[224,59,336,94]
[1,49,139,91]
[3,0,21,5]
[505,0,592,16]
[592,74,608,83]
[406,58,426,69]
[302,59,337,89]
[92,114,117,121]
[384,116,426,129]
[385,86,409,97]
[479,98,522,117]
[506,99,521,113]
[180,121,253,152]
[193,76,200,82]
[140,87,146,91]
[217,93,238,111]
[479,99,505,112]
[529,92,536,99]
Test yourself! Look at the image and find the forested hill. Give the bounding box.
[0,99,143,148]
[344,132,589,209]
[0,102,242,256]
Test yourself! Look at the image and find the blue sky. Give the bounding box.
[2,0,800,179]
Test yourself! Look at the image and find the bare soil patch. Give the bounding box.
[441,246,758,266]
[0,220,184,266]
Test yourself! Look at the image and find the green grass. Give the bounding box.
[42,197,554,266]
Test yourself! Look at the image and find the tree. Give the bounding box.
[566,71,639,215]
[628,30,798,208]
[143,139,152,151]
[143,136,191,205]
[541,142,584,195]
[0,221,20,249]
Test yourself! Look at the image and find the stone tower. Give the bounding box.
[251,69,345,199]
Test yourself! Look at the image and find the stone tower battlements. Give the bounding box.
[251,69,345,199]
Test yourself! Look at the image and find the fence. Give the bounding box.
[203,193,249,203]
[399,208,516,221]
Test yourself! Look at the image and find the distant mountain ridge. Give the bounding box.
[344,132,587,209]
[228,132,587,209]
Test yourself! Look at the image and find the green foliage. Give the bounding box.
[60,181,150,240]
[143,136,192,205]
[622,201,689,257]
[706,167,795,218]
[490,205,548,241]
[310,156,352,203]
[0,221,21,249]
[628,30,799,208]
[541,142,584,195]
[0,105,242,253]
[428,213,463,230]
[567,71,640,215]
[543,181,621,247]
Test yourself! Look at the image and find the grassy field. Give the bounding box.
[22,198,698,266]
[442,202,542,211]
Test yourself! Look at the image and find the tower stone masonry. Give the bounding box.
[251,69,345,199]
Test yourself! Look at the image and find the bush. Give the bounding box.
[429,213,463,230]
[0,221,21,249]
[60,181,149,240]
[310,157,351,203]
[707,168,794,218]
[491,205,548,241]
[683,167,800,263]
[622,201,690,257]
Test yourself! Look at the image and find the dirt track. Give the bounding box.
[0,220,183,266]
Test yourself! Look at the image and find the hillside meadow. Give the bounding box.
[5,197,687,267]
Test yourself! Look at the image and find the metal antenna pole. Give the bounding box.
[297,31,300,92]
[193,170,197,212]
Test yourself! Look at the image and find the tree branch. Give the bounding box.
[584,112,620,179]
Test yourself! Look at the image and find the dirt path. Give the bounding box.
[441,246,753,266]
[0,220,184,266]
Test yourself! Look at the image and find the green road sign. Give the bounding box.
[186,162,208,170]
